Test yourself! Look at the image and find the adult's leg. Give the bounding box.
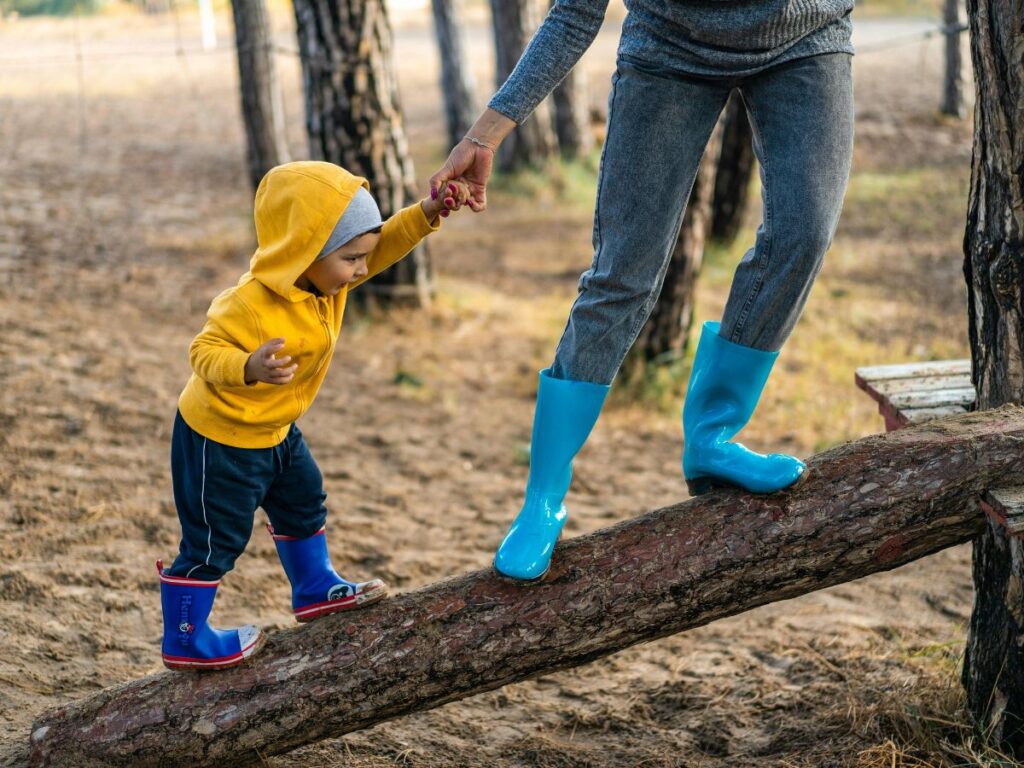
[550,59,733,384]
[682,53,854,496]
[496,61,731,580]
[721,53,854,351]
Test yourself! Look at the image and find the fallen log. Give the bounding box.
[28,406,1024,767]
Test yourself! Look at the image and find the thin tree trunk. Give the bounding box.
[627,120,724,370]
[710,91,756,244]
[942,0,965,117]
[549,0,592,160]
[293,0,431,307]
[551,66,593,159]
[431,0,476,149]
[961,0,1024,755]
[489,0,556,171]
[30,407,1024,767]
[231,0,290,190]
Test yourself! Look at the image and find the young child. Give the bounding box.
[157,160,469,671]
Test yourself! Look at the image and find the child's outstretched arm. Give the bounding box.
[349,179,471,290]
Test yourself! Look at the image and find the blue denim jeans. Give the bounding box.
[550,53,854,384]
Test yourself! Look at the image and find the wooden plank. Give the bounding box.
[855,359,971,386]
[981,487,1024,537]
[888,387,977,410]
[868,373,974,398]
[898,405,970,425]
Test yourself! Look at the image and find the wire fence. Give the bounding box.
[0,15,967,67]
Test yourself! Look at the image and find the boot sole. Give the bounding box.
[686,468,810,497]
[295,583,389,623]
[493,566,550,585]
[162,629,266,672]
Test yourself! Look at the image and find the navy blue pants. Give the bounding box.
[168,411,328,580]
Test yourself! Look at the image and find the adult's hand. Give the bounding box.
[429,139,494,213]
[429,108,517,214]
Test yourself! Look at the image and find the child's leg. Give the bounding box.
[161,411,276,668]
[259,422,327,539]
[549,59,732,385]
[168,411,274,579]
[261,424,387,621]
[720,53,854,352]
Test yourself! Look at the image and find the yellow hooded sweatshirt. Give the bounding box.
[177,161,439,448]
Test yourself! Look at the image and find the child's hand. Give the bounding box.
[421,179,471,221]
[244,338,297,385]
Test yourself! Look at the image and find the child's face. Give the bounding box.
[298,231,381,295]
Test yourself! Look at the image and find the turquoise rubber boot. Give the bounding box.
[683,321,806,495]
[494,368,610,581]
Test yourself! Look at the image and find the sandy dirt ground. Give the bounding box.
[0,8,994,767]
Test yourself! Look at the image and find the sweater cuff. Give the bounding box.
[399,201,442,241]
[223,349,251,387]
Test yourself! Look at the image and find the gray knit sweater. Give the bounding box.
[489,0,855,124]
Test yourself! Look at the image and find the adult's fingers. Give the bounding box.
[429,158,456,200]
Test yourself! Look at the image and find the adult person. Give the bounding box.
[430,1,855,581]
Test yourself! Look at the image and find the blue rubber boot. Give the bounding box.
[683,321,807,495]
[494,368,610,581]
[268,525,388,622]
[157,561,264,671]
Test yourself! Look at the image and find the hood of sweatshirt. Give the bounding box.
[249,161,370,303]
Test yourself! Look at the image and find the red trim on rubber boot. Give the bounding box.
[265,523,326,542]
[155,559,222,587]
[161,631,264,671]
[294,583,386,623]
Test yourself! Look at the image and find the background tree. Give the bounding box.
[960,0,1024,755]
[489,0,556,171]
[710,92,755,244]
[430,0,476,149]
[292,0,431,307]
[548,0,592,160]
[230,0,290,191]
[941,0,965,118]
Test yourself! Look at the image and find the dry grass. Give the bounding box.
[0,8,1016,768]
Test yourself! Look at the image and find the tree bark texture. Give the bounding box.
[231,0,291,191]
[710,91,756,244]
[961,0,1024,754]
[942,0,966,118]
[29,407,1024,768]
[489,0,556,171]
[431,0,476,149]
[628,120,724,369]
[292,0,431,306]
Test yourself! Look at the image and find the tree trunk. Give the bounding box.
[961,0,1024,755]
[550,66,593,159]
[710,91,756,244]
[231,0,290,191]
[627,120,724,371]
[431,0,476,149]
[29,407,1024,768]
[489,0,556,171]
[293,0,431,307]
[942,0,965,118]
[549,0,593,160]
